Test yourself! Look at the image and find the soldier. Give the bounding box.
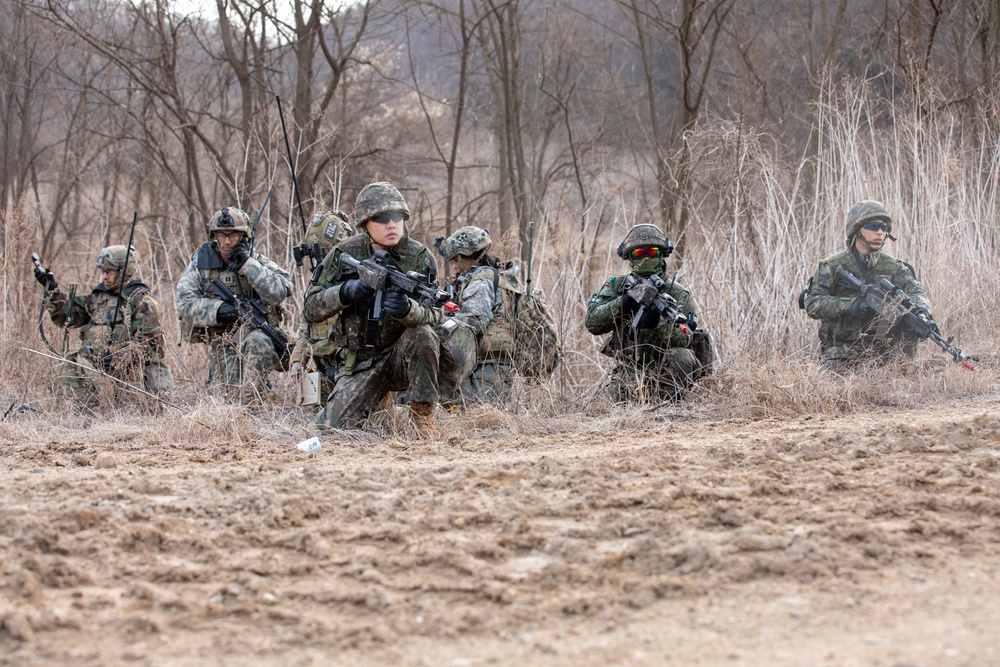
[803,200,932,369]
[176,206,293,397]
[303,182,474,436]
[586,224,708,403]
[439,225,519,405]
[34,245,173,403]
[289,209,353,405]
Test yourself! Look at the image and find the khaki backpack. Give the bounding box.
[478,265,561,378]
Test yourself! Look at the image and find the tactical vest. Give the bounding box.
[184,243,283,343]
[312,234,437,365]
[77,281,152,360]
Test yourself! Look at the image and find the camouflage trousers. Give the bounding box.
[59,351,173,404]
[208,329,282,395]
[818,337,918,372]
[445,359,514,407]
[319,324,451,429]
[605,348,701,404]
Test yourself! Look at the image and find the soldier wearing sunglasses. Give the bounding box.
[803,200,932,369]
[585,224,710,403]
[303,182,473,436]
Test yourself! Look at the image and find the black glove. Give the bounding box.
[34,266,58,290]
[228,242,251,271]
[340,279,376,306]
[635,307,661,330]
[621,292,640,314]
[383,290,411,318]
[848,297,874,319]
[216,302,239,324]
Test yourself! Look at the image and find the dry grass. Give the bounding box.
[2,82,998,443]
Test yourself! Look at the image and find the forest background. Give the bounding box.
[1,0,999,409]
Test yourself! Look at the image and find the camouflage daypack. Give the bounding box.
[479,264,561,378]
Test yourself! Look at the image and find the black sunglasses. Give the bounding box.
[862,221,890,232]
[368,211,407,225]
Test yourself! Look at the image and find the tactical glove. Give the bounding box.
[216,302,240,324]
[228,242,251,271]
[340,279,376,306]
[848,297,874,319]
[34,266,58,290]
[621,292,640,314]
[635,307,661,330]
[384,290,412,318]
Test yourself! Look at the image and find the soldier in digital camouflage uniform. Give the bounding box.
[804,200,932,369]
[439,225,520,405]
[586,224,709,403]
[176,206,293,398]
[34,245,173,403]
[289,209,352,404]
[303,182,474,436]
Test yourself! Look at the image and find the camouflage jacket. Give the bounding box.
[175,242,292,342]
[804,248,930,354]
[586,268,695,363]
[303,233,440,374]
[46,280,166,366]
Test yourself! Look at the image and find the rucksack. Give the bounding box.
[478,264,561,378]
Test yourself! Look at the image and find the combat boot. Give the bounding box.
[409,401,440,438]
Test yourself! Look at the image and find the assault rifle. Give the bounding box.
[835,266,975,370]
[623,274,688,335]
[209,277,291,361]
[336,249,454,347]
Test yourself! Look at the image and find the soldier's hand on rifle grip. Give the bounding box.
[34,266,58,290]
[228,241,251,272]
[383,289,411,319]
[340,279,375,306]
[848,297,874,319]
[621,292,640,314]
[216,302,239,324]
[635,308,661,330]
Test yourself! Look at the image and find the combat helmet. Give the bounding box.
[207,207,252,237]
[845,200,896,244]
[95,245,140,280]
[616,224,674,259]
[306,209,351,256]
[441,226,492,260]
[353,182,410,228]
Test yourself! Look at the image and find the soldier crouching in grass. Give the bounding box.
[586,224,712,404]
[175,206,293,401]
[34,245,173,405]
[303,182,475,437]
[803,200,933,371]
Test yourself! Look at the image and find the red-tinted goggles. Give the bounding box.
[629,246,663,259]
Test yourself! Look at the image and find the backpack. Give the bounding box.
[478,264,561,378]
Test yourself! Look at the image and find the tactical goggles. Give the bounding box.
[629,246,663,259]
[368,211,407,225]
[862,221,890,232]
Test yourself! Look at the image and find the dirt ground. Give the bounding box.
[2,396,1000,666]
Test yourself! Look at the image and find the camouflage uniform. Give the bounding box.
[305,232,463,428]
[44,246,173,402]
[440,226,516,405]
[586,225,704,403]
[804,201,930,369]
[289,209,352,403]
[175,207,293,395]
